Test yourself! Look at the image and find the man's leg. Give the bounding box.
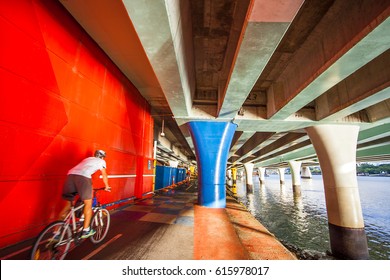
[82,199,93,230]
[58,201,72,220]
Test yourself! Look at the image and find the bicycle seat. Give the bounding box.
[62,192,78,201]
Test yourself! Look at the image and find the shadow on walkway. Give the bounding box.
[0,181,296,260]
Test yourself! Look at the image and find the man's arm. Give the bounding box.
[100,168,111,191]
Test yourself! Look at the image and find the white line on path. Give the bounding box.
[82,234,122,260]
[0,245,32,260]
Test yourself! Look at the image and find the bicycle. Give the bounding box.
[30,188,111,260]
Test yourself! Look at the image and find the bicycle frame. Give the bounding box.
[58,188,106,244]
[56,202,84,246]
[31,188,110,259]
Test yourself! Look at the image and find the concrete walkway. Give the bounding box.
[0,181,296,260]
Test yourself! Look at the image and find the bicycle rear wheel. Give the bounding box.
[30,221,72,260]
[90,208,110,244]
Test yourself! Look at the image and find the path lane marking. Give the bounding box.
[82,234,122,260]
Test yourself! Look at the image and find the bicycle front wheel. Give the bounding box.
[90,208,110,244]
[30,221,72,260]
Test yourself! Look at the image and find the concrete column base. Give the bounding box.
[244,163,254,193]
[278,168,285,186]
[328,223,369,259]
[292,185,301,196]
[289,160,302,197]
[258,167,266,186]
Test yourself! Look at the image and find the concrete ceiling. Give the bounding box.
[59,0,390,168]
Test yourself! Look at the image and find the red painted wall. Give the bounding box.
[0,0,154,249]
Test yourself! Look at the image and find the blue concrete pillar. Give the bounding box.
[187,121,237,208]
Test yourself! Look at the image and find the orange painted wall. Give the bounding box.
[0,0,154,249]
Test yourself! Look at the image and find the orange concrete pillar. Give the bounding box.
[288,160,302,197]
[306,125,368,259]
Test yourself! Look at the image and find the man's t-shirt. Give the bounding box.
[68,157,107,178]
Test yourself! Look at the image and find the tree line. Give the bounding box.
[356,163,390,175]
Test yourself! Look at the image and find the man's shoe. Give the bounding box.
[81,229,96,239]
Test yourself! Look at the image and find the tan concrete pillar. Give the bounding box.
[301,166,312,179]
[306,125,368,259]
[258,167,266,185]
[226,169,232,186]
[244,163,254,193]
[235,169,245,195]
[278,168,285,185]
[288,160,302,196]
[241,170,244,180]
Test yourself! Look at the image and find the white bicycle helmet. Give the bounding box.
[94,149,106,159]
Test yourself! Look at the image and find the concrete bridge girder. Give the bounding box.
[59,0,390,168]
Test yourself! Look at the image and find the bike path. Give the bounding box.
[67,185,196,260]
[0,182,296,260]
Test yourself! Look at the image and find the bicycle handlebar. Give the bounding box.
[93,186,111,192]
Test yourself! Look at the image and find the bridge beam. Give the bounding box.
[306,125,369,259]
[188,121,237,208]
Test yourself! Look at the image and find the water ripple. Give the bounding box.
[236,174,390,260]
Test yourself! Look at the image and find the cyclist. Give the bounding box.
[59,149,111,238]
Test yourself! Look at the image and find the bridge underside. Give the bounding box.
[1,0,388,260]
[59,0,390,168]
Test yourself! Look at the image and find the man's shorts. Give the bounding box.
[62,174,92,201]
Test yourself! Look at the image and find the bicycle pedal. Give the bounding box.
[75,234,82,245]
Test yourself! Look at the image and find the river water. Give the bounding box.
[235,174,390,260]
